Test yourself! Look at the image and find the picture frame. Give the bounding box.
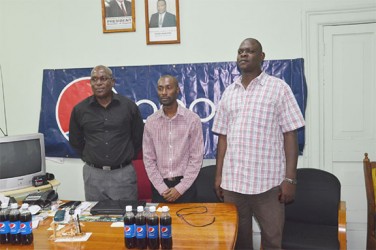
[145,0,180,45]
[101,0,136,33]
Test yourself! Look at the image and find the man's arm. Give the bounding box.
[131,105,144,158]
[279,130,298,203]
[68,108,84,157]
[215,134,227,201]
[142,122,169,195]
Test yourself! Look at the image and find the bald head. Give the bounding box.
[241,38,263,53]
[91,65,113,78]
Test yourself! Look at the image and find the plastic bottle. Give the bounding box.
[9,203,21,245]
[0,203,10,244]
[19,203,33,245]
[147,206,159,249]
[160,206,172,249]
[135,206,147,249]
[124,205,136,249]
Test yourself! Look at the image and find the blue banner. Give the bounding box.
[39,59,307,159]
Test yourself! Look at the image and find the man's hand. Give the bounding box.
[279,181,296,204]
[214,176,224,202]
[162,188,181,202]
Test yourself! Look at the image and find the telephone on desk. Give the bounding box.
[23,189,58,208]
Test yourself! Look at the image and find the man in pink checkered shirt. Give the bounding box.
[212,38,305,249]
[143,75,204,203]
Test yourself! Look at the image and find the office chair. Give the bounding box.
[282,168,347,250]
[132,160,152,202]
[195,165,222,202]
[363,153,376,250]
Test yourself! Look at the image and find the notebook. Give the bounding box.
[90,200,146,215]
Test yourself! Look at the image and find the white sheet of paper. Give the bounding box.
[54,232,92,242]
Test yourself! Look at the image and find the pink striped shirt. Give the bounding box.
[212,72,305,194]
[143,105,204,195]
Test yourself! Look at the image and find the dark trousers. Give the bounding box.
[223,187,284,250]
[151,177,197,203]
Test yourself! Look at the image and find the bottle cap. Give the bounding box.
[10,203,18,209]
[162,206,169,212]
[149,206,156,213]
[137,206,144,212]
[125,205,132,212]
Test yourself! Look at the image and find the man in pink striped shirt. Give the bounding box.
[212,38,305,249]
[143,75,204,203]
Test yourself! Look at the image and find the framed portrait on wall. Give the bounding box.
[102,0,136,33]
[145,0,180,45]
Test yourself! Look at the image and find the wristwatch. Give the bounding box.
[284,177,297,185]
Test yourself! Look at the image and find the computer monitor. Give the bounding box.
[0,133,46,192]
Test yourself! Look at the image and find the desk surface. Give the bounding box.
[4,202,238,250]
[1,179,60,200]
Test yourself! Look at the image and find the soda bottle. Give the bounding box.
[160,206,172,249]
[0,203,10,244]
[9,203,20,245]
[135,206,147,249]
[147,206,159,249]
[20,203,33,245]
[124,205,136,249]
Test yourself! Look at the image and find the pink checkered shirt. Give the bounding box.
[143,105,204,195]
[212,72,305,194]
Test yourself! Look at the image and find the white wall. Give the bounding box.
[1,1,375,249]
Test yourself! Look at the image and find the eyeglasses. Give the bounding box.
[90,76,112,82]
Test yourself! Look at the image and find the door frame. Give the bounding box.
[303,6,376,172]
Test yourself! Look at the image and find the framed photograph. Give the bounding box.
[145,0,180,45]
[102,0,136,33]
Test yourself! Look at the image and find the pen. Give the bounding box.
[76,214,82,233]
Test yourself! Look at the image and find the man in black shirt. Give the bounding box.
[69,65,144,201]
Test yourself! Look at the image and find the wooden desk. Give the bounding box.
[3,202,238,250]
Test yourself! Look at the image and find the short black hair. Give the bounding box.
[158,75,179,88]
[243,38,263,52]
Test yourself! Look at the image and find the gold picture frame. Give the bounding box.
[102,0,136,33]
[145,0,180,45]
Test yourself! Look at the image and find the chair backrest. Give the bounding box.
[363,153,376,249]
[285,168,341,226]
[132,160,152,202]
[195,165,222,203]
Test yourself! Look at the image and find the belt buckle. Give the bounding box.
[102,166,111,171]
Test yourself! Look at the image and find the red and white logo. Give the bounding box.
[55,77,92,141]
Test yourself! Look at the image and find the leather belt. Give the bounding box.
[87,160,131,171]
[164,176,183,182]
